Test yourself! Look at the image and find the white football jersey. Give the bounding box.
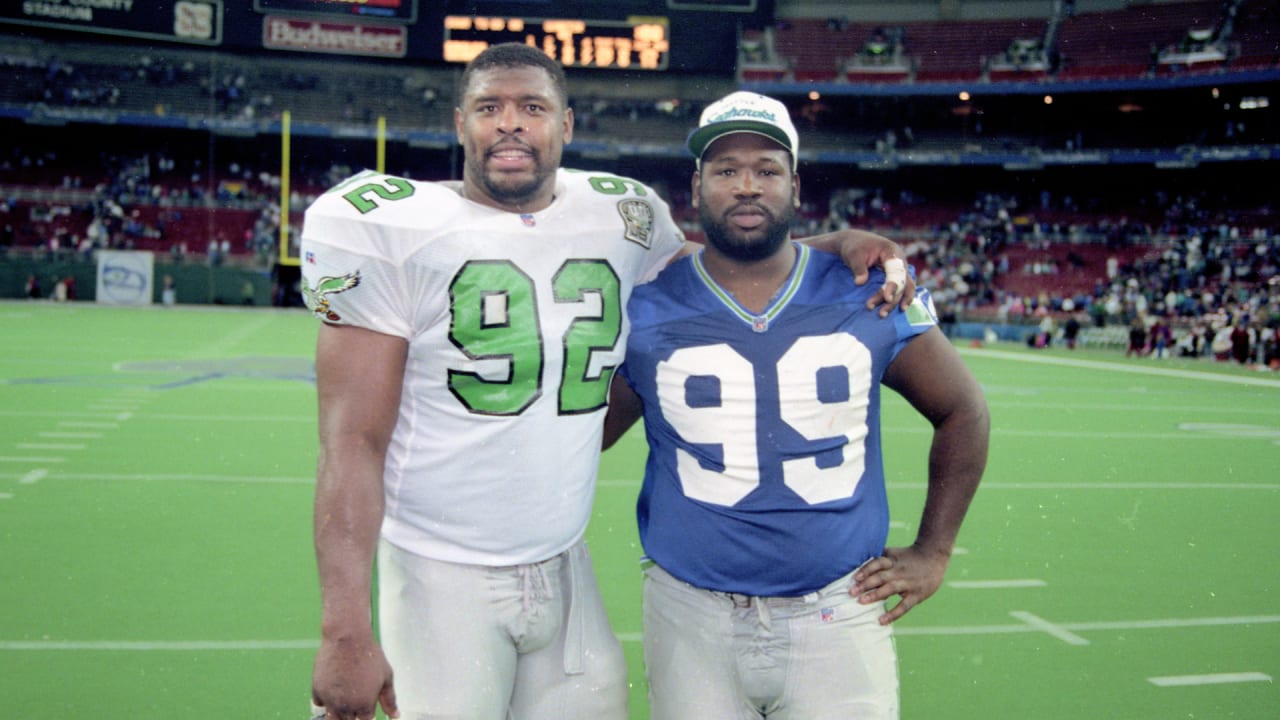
[301,168,684,565]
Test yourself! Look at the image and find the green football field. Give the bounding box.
[2,301,1277,719]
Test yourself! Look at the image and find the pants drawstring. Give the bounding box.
[756,598,772,632]
[517,561,551,615]
[518,546,586,675]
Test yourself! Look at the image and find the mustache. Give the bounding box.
[486,139,535,156]
[723,202,775,220]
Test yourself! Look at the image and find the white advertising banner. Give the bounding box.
[96,250,155,306]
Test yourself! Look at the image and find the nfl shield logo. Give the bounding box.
[752,316,768,333]
[821,607,835,623]
[520,213,536,227]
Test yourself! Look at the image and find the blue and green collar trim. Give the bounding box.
[691,243,809,334]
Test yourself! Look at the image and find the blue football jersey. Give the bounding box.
[621,243,937,596]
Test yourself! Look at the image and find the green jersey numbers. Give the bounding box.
[555,260,622,414]
[587,175,649,197]
[340,175,416,214]
[448,259,622,416]
[448,261,543,415]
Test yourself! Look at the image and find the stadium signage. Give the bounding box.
[1039,150,1107,164]
[254,0,416,24]
[2,0,222,45]
[262,15,406,57]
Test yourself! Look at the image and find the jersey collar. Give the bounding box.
[691,242,809,334]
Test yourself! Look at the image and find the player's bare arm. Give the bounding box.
[602,374,644,451]
[312,323,407,720]
[852,328,989,625]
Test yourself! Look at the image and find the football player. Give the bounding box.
[303,46,913,720]
[605,91,990,719]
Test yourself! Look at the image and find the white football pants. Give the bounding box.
[643,562,899,720]
[378,538,628,720]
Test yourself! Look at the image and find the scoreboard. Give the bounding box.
[443,15,670,71]
[431,0,761,73]
[0,0,771,74]
[1,0,224,45]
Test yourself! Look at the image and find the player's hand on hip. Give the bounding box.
[849,544,949,625]
[312,634,400,719]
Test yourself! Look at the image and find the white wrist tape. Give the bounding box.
[885,258,907,289]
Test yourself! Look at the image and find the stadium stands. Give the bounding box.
[1054,0,1222,79]
[757,0,1277,85]
[1,1,1275,333]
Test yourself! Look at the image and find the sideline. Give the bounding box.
[960,347,1280,389]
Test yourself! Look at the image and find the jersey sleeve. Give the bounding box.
[891,279,939,355]
[300,179,414,338]
[635,184,687,284]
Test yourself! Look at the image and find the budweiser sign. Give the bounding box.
[263,16,406,57]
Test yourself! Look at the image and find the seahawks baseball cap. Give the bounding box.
[687,91,799,170]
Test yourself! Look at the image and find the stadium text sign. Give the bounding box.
[263,15,407,57]
[2,0,223,45]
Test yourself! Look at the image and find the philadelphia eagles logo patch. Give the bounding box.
[303,271,360,322]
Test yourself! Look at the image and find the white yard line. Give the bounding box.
[892,614,1280,638]
[5,614,1278,651]
[602,479,1280,490]
[950,580,1047,589]
[0,471,312,484]
[38,432,103,439]
[0,412,125,420]
[924,481,1280,490]
[1009,610,1091,645]
[962,348,1280,388]
[0,639,318,651]
[1148,672,1272,687]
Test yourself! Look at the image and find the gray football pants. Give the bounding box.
[378,538,628,720]
[642,562,899,720]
